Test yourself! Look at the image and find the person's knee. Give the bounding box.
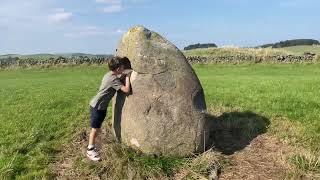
[91,128,101,134]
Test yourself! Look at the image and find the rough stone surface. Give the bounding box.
[112,26,207,155]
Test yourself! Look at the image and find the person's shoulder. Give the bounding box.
[104,72,120,82]
[100,72,113,83]
[103,71,113,79]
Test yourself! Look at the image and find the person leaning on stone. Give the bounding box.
[86,56,132,161]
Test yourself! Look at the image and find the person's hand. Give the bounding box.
[122,69,132,75]
[119,73,126,80]
[119,70,132,80]
[125,74,130,81]
[127,71,132,78]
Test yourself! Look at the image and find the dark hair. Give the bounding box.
[108,56,123,71]
[121,57,132,69]
[108,56,132,71]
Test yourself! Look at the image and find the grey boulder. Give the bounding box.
[112,25,207,155]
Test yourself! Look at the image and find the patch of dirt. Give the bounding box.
[51,127,314,180]
[219,133,297,180]
[51,126,115,179]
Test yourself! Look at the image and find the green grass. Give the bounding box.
[1,64,320,178]
[127,152,186,177]
[71,140,187,179]
[0,66,106,179]
[194,64,320,150]
[290,154,320,173]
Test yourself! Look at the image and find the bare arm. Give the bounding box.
[120,75,130,93]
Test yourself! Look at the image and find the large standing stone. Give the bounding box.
[112,26,207,155]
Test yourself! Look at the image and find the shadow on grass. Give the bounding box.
[205,111,270,155]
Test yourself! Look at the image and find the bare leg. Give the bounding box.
[87,128,102,161]
[89,128,101,146]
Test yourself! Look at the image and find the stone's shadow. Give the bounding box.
[113,91,125,142]
[113,89,133,142]
[204,111,270,155]
[113,57,132,142]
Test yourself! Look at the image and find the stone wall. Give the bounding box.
[1,53,318,68]
[186,54,317,64]
[0,57,111,68]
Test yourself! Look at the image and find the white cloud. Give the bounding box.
[64,26,106,38]
[48,8,73,23]
[53,8,66,12]
[96,0,121,4]
[64,26,127,38]
[95,0,123,13]
[102,4,123,13]
[129,0,146,3]
[86,26,99,31]
[116,29,125,34]
[0,0,47,27]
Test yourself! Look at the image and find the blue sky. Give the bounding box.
[0,0,319,54]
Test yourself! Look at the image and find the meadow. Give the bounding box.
[183,45,320,58]
[0,63,320,178]
[183,47,290,57]
[279,45,320,55]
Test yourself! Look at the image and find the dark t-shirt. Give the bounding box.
[89,72,123,110]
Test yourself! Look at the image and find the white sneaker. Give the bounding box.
[86,148,101,161]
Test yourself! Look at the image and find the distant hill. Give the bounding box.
[54,53,112,58]
[183,47,288,57]
[277,45,320,55]
[0,53,112,59]
[184,43,217,50]
[258,39,320,48]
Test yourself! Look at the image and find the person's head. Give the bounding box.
[108,56,124,74]
[121,57,132,69]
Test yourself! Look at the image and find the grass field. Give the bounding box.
[183,45,320,57]
[183,47,289,57]
[278,45,320,55]
[0,64,320,178]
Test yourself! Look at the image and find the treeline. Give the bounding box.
[184,43,217,50]
[0,56,111,68]
[258,39,320,48]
